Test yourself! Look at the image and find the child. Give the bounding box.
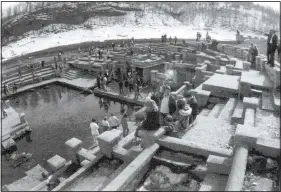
[163,114,179,138]
[174,98,192,130]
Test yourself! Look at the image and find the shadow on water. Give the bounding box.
[2,83,136,186]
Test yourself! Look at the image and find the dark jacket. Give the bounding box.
[142,111,160,131]
[266,33,278,48]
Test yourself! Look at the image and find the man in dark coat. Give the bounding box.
[265,29,278,67]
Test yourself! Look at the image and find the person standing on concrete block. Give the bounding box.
[118,80,124,95]
[174,36,177,45]
[109,113,120,129]
[112,42,115,51]
[134,83,143,100]
[248,43,254,63]
[25,127,32,142]
[3,84,9,95]
[265,29,278,67]
[252,45,259,69]
[101,116,110,132]
[90,118,100,146]
[121,114,129,137]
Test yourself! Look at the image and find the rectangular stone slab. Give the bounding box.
[25,164,49,180]
[47,155,67,172]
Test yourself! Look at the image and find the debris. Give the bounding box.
[266,158,278,170]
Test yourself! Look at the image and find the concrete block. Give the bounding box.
[2,138,16,150]
[199,174,228,191]
[80,159,90,167]
[77,148,96,162]
[103,143,159,191]
[138,128,166,148]
[190,165,207,180]
[243,97,259,110]
[225,65,234,75]
[240,82,251,97]
[243,108,255,127]
[242,62,251,71]
[253,178,273,191]
[256,138,280,158]
[113,147,129,162]
[97,130,122,158]
[25,164,49,180]
[47,155,67,172]
[65,137,82,150]
[234,124,257,148]
[207,155,232,175]
[231,100,243,125]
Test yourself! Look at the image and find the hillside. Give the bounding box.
[1,2,280,61]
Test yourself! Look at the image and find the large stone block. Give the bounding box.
[47,155,67,172]
[243,97,259,110]
[207,155,232,175]
[65,137,83,163]
[97,129,122,158]
[226,65,234,75]
[256,138,280,158]
[242,61,251,71]
[138,128,166,148]
[234,124,257,148]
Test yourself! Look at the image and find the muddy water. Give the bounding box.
[2,83,136,186]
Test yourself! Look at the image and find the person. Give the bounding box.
[252,44,259,69]
[18,66,22,78]
[121,114,129,137]
[237,30,240,35]
[112,42,115,51]
[134,99,160,137]
[59,63,63,73]
[174,98,192,130]
[108,113,120,129]
[128,77,134,94]
[196,32,199,41]
[54,57,58,70]
[265,29,278,67]
[25,126,32,142]
[46,175,60,191]
[41,61,45,68]
[169,36,172,44]
[3,84,9,95]
[12,83,17,93]
[158,85,177,125]
[118,80,124,94]
[174,36,177,45]
[184,92,198,124]
[198,32,202,40]
[164,34,167,43]
[161,34,164,44]
[90,118,99,146]
[134,83,143,100]
[248,43,254,63]
[163,114,179,138]
[96,74,101,89]
[104,69,110,81]
[102,75,107,90]
[98,49,102,59]
[101,116,110,132]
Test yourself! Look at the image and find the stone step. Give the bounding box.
[2,68,55,85]
[261,92,274,111]
[231,100,244,125]
[208,104,225,118]
[77,148,96,162]
[3,67,53,82]
[199,173,228,191]
[217,98,237,122]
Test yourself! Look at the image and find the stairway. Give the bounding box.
[61,70,78,80]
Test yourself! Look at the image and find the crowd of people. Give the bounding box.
[134,83,198,141]
[90,112,129,146]
[96,67,144,100]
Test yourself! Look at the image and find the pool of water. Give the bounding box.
[2,83,136,186]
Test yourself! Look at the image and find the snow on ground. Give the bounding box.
[2,10,264,61]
